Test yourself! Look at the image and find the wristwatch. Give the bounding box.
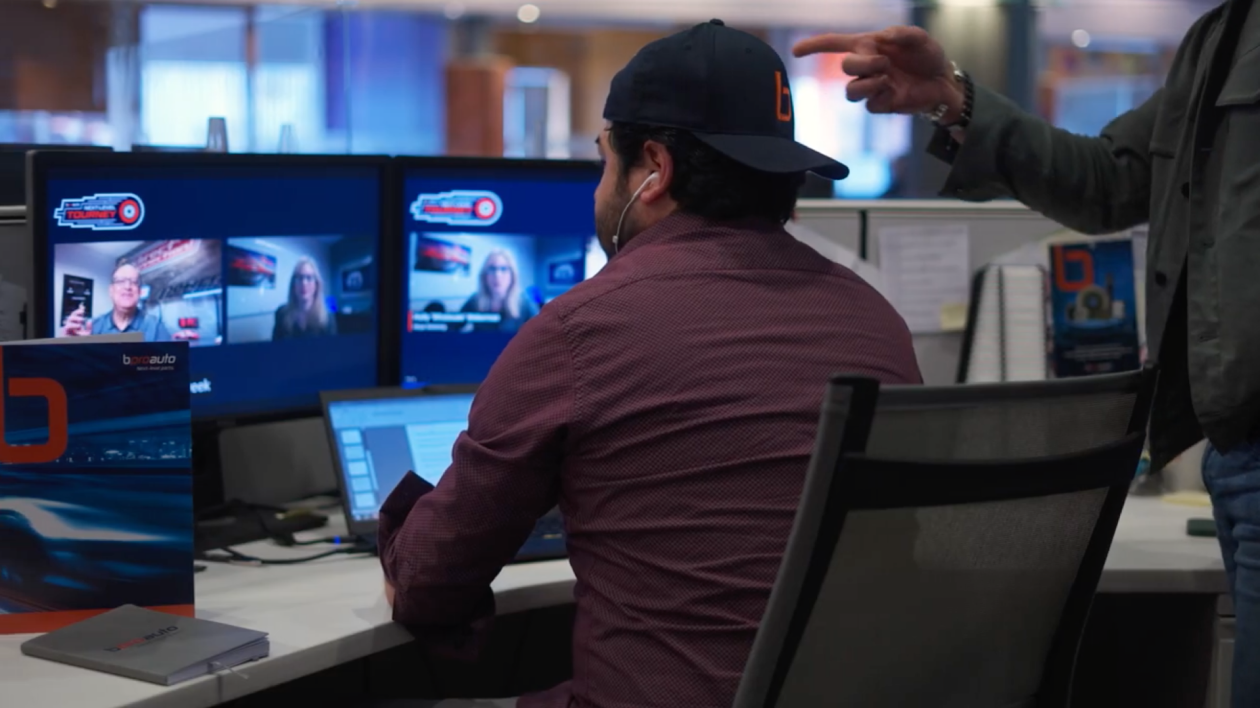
[920,62,974,130]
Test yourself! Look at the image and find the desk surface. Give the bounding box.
[0,495,1227,708]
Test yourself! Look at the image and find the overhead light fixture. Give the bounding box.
[1071,29,1091,48]
[444,2,465,19]
[517,4,540,23]
[42,0,57,8]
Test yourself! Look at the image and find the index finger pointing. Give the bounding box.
[792,32,873,57]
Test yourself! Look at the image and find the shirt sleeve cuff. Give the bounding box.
[377,470,434,545]
[929,84,1026,202]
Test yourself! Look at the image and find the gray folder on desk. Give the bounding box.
[20,604,269,686]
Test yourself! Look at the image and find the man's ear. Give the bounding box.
[638,141,674,204]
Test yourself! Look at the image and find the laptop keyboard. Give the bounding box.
[533,510,565,541]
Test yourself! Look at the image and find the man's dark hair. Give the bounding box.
[608,123,805,225]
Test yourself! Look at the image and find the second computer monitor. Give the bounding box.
[30,152,390,421]
[398,158,602,386]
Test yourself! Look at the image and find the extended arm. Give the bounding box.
[931,85,1161,235]
[378,308,573,627]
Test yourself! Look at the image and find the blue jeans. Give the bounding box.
[1202,442,1260,708]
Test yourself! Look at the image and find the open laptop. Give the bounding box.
[320,385,566,562]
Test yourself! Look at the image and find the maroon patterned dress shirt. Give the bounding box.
[379,212,922,708]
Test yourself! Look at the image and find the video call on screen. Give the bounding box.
[44,167,382,419]
[400,167,602,386]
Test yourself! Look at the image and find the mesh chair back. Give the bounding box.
[734,368,1156,708]
[866,373,1149,461]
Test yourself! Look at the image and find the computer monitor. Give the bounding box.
[396,157,602,386]
[130,145,207,153]
[29,152,393,422]
[321,385,566,560]
[0,144,111,206]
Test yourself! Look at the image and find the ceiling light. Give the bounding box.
[444,2,465,20]
[517,4,541,23]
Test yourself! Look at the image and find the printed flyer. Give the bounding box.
[1049,239,1142,378]
[0,341,191,634]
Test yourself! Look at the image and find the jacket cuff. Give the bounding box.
[931,84,1025,202]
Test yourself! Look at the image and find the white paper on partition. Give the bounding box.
[876,224,971,334]
[6,332,144,346]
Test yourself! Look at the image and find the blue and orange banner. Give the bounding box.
[1048,239,1142,378]
[0,341,192,635]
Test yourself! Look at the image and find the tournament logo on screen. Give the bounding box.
[411,190,503,227]
[53,193,146,231]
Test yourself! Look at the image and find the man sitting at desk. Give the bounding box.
[377,20,922,708]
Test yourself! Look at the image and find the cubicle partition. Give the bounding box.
[796,200,1065,385]
[0,205,29,341]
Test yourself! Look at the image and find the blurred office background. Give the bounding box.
[0,0,1208,197]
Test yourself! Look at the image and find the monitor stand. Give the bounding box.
[194,500,328,553]
[193,421,226,515]
[191,421,329,553]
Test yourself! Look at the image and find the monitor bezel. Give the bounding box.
[27,150,401,426]
[320,383,479,539]
[391,155,601,387]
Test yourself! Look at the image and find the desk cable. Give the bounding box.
[272,533,371,548]
[199,540,376,566]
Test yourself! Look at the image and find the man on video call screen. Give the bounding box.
[56,239,222,344]
[42,165,383,419]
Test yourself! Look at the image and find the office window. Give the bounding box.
[788,39,912,199]
[138,4,324,152]
[139,5,248,149]
[141,61,248,148]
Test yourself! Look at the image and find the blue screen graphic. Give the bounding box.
[41,164,382,419]
[400,164,601,385]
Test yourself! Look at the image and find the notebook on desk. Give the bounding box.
[21,604,268,686]
[320,385,567,562]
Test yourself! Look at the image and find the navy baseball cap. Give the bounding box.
[603,20,848,180]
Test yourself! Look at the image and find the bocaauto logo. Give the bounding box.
[105,626,179,653]
[411,190,502,227]
[123,353,178,371]
[54,193,145,231]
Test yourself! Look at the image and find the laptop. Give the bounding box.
[320,385,566,562]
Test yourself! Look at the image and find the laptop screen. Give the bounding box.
[326,392,474,523]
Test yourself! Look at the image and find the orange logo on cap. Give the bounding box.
[775,71,792,122]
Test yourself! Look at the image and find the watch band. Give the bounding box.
[938,68,975,130]
[919,62,970,127]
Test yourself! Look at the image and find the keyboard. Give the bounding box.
[533,510,565,541]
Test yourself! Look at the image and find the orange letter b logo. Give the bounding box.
[0,348,68,464]
[775,71,792,123]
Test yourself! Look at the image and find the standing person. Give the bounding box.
[794,7,1260,704]
[375,20,921,708]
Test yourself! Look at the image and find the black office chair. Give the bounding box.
[734,367,1157,708]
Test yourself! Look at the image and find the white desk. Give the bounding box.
[1101,496,1227,594]
[0,495,1228,708]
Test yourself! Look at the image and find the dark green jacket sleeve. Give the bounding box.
[930,84,1161,235]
